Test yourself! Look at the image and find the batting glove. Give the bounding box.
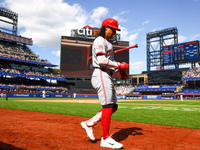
[117,62,129,70]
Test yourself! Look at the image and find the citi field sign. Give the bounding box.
[71,26,100,37]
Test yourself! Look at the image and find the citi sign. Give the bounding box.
[77,26,100,37]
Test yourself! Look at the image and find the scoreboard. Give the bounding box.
[163,41,199,64]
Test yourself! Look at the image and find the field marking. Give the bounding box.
[118,106,128,108]
[129,106,200,112]
[119,105,200,112]
[119,103,200,107]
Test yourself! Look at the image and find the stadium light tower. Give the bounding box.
[0,7,18,35]
[146,27,178,71]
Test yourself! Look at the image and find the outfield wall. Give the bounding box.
[126,94,200,100]
[1,92,199,100]
[0,92,98,98]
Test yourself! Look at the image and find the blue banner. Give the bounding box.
[143,95,162,99]
[182,77,200,81]
[0,93,126,99]
[76,94,98,98]
[135,85,177,91]
[0,86,16,89]
[184,90,200,94]
[135,88,175,92]
[0,72,65,81]
[7,93,72,98]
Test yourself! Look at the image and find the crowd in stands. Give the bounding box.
[115,85,135,95]
[0,40,64,78]
[0,39,68,93]
[182,84,200,90]
[115,84,182,95]
[0,68,20,74]
[183,67,200,78]
[0,63,64,79]
[0,41,50,64]
[135,85,178,89]
[0,83,68,93]
[181,67,200,91]
[176,95,200,100]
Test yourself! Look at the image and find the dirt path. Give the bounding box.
[0,108,200,150]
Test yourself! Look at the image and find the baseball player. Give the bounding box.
[81,18,129,149]
[5,89,9,101]
[42,90,46,100]
[73,92,76,100]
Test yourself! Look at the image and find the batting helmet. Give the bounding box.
[101,18,121,31]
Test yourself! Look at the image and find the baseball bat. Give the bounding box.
[89,44,138,60]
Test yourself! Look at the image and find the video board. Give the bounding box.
[163,41,199,64]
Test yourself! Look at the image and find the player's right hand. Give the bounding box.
[117,62,129,69]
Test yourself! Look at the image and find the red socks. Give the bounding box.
[101,108,117,140]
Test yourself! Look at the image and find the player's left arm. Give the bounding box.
[97,55,118,68]
[97,55,129,70]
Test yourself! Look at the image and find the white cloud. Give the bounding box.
[0,0,88,52]
[0,0,139,59]
[90,7,109,26]
[120,27,138,45]
[142,20,149,26]
[113,11,128,23]
[130,61,145,72]
[55,60,60,67]
[151,27,163,32]
[131,28,145,33]
[178,35,187,43]
[0,0,110,58]
[113,15,127,23]
[164,39,175,46]
[120,11,129,15]
[159,35,187,46]
[164,34,199,45]
[190,34,200,41]
[52,50,60,57]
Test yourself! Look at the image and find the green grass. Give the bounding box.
[116,104,200,129]
[0,98,200,130]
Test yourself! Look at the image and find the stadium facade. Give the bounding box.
[0,7,199,99]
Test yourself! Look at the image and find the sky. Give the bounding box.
[0,0,200,75]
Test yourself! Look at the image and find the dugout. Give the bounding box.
[130,68,189,87]
[142,68,189,85]
[129,68,190,95]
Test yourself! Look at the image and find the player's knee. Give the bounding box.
[102,104,118,114]
[102,104,118,109]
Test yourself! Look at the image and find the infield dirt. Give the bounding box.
[0,108,200,150]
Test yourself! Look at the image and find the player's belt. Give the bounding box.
[94,67,114,76]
